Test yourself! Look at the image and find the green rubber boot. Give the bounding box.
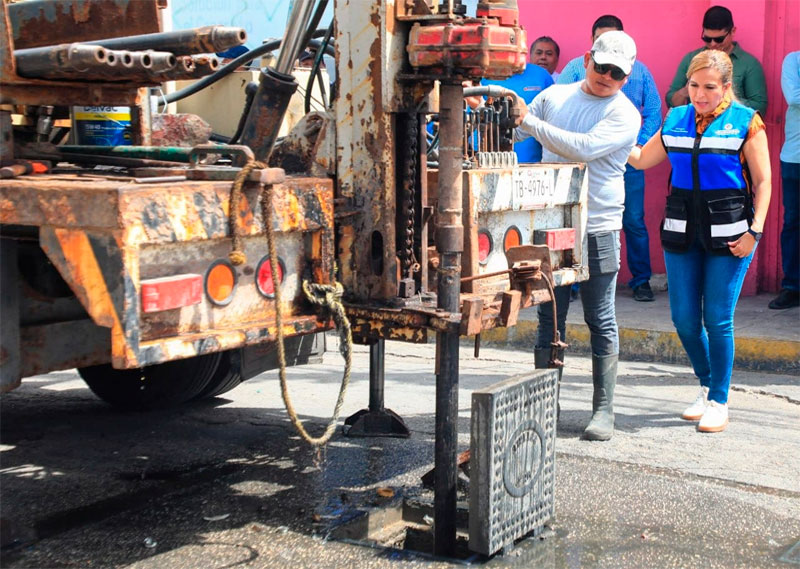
[583,354,618,441]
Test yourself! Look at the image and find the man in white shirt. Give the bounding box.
[515,31,641,441]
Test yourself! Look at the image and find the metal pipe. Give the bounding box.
[14,44,107,78]
[463,85,519,101]
[58,145,207,162]
[274,0,317,75]
[434,81,465,558]
[368,340,385,412]
[86,26,247,56]
[145,51,177,73]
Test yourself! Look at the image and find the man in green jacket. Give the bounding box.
[666,5,767,115]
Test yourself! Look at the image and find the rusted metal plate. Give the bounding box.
[470,370,558,556]
[19,319,110,377]
[334,0,405,300]
[0,175,333,239]
[8,0,162,50]
[0,83,142,110]
[351,321,428,345]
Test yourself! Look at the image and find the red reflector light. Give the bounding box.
[534,228,576,251]
[205,261,236,306]
[256,256,285,298]
[141,274,202,313]
[477,230,492,264]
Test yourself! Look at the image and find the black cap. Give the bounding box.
[703,6,734,30]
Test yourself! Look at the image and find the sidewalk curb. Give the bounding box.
[479,320,800,374]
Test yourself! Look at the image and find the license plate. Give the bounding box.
[512,168,554,209]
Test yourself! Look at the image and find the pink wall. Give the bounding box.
[519,0,800,294]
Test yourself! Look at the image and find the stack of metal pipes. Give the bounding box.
[13,26,246,83]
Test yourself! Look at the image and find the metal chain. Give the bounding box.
[400,112,419,277]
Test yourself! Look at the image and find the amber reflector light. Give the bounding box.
[205,261,236,305]
[504,226,522,252]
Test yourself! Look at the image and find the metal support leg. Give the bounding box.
[343,339,410,437]
[434,81,464,557]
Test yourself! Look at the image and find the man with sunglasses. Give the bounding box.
[666,5,767,114]
[558,15,662,304]
[513,31,641,441]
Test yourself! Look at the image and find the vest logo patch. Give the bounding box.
[713,127,740,136]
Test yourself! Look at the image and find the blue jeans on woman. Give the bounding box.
[663,239,755,404]
[537,231,620,357]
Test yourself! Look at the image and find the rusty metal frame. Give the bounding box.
[1,172,335,371]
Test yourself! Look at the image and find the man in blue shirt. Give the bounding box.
[769,51,800,309]
[485,56,553,163]
[558,15,662,302]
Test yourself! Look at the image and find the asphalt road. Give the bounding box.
[1,340,799,568]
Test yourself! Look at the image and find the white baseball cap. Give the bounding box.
[591,30,636,76]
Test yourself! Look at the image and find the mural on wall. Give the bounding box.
[171,0,331,48]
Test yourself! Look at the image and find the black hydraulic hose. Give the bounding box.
[163,32,334,104]
[229,81,259,144]
[299,0,329,60]
[304,21,333,113]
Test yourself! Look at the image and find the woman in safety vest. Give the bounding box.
[627,50,771,433]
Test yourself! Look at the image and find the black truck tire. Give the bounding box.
[193,350,243,400]
[78,353,222,410]
[194,334,327,401]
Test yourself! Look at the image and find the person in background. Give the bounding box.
[769,51,800,310]
[666,5,767,116]
[628,50,771,433]
[559,15,662,302]
[531,36,561,82]
[515,31,641,441]
[484,53,553,163]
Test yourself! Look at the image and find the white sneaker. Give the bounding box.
[681,386,709,421]
[698,400,729,433]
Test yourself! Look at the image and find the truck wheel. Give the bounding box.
[193,350,243,400]
[78,353,222,410]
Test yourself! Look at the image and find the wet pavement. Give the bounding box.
[1,340,799,568]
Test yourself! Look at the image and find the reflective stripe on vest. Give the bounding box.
[661,102,753,192]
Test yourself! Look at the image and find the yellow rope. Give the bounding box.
[228,160,266,265]
[252,164,352,447]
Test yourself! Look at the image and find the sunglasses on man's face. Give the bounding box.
[701,30,730,44]
[591,57,627,81]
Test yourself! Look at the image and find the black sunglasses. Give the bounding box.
[701,30,730,44]
[590,55,627,81]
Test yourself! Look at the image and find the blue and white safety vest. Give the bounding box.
[660,101,755,254]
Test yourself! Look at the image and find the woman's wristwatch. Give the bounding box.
[746,228,762,241]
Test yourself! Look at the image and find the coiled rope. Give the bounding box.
[229,161,352,447]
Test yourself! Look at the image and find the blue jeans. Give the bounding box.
[664,240,755,404]
[622,168,651,289]
[537,231,620,357]
[780,161,799,291]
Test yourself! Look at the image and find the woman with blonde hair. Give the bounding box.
[628,49,771,432]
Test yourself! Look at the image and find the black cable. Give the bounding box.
[305,21,333,113]
[163,32,334,104]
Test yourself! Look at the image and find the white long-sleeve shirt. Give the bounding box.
[515,82,640,232]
